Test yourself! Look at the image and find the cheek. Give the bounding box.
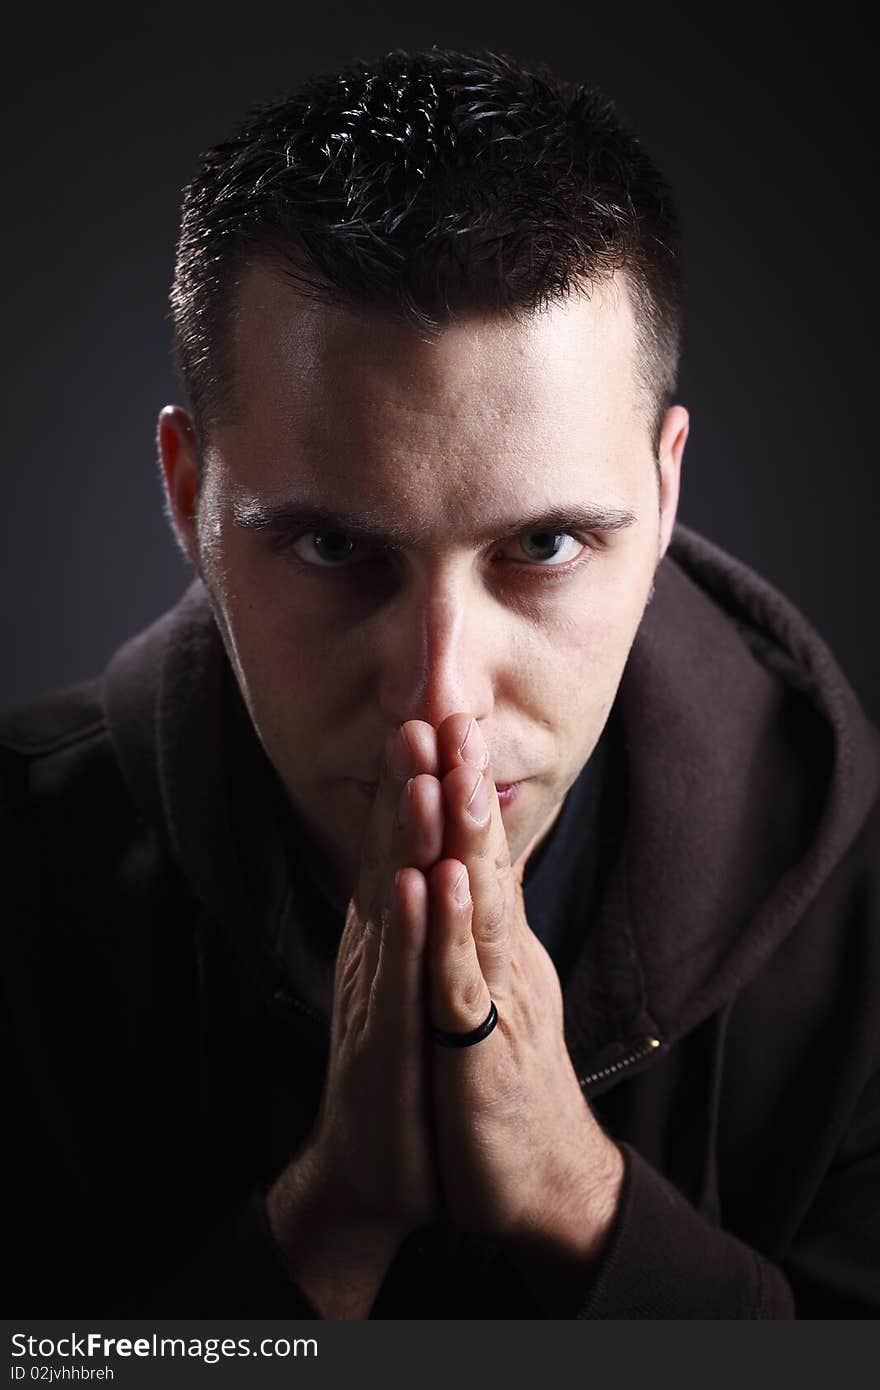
[555,564,651,654]
[512,560,653,719]
[217,530,317,638]
[211,546,365,732]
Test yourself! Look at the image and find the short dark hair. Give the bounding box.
[171,46,682,451]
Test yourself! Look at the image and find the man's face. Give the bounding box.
[164,263,684,901]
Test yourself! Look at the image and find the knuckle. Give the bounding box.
[435,965,486,1027]
[449,919,476,954]
[434,994,471,1032]
[459,971,490,1019]
[336,938,364,990]
[471,840,506,880]
[477,899,507,946]
[360,908,382,944]
[370,908,391,956]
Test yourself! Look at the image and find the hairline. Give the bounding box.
[187,250,667,466]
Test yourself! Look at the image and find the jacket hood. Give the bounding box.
[103,523,880,1072]
[571,524,880,1064]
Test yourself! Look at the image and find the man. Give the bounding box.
[3,47,878,1319]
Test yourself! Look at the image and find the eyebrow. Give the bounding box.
[232,500,638,548]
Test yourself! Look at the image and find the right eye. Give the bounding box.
[288,530,365,567]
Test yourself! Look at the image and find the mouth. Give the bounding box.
[494,782,521,808]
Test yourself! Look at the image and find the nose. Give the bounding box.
[375,560,497,730]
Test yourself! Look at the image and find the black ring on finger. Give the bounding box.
[429,1000,498,1048]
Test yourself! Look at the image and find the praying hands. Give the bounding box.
[267,715,623,1319]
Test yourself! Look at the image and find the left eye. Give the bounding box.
[510,531,585,565]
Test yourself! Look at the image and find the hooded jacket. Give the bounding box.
[2,523,879,1318]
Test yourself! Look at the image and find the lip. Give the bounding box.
[494,781,521,808]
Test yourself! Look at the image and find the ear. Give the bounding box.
[157,405,201,570]
[657,404,689,561]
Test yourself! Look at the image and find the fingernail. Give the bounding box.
[386,727,410,780]
[466,770,489,824]
[453,867,471,905]
[395,779,413,830]
[458,718,488,768]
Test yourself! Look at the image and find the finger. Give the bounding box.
[360,771,444,988]
[436,711,517,950]
[355,719,438,922]
[435,713,489,780]
[369,867,430,1046]
[390,772,445,878]
[427,859,493,1035]
[440,747,512,995]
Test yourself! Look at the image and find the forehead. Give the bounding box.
[213,262,646,525]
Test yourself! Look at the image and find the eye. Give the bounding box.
[288,530,366,567]
[281,526,592,575]
[507,531,587,565]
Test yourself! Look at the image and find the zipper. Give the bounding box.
[272,984,328,1032]
[578,1035,662,1090]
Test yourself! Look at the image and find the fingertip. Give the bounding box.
[427,858,471,912]
[393,864,422,901]
[402,719,441,776]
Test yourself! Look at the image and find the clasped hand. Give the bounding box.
[270,715,624,1315]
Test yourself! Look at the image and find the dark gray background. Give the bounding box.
[2,0,876,720]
